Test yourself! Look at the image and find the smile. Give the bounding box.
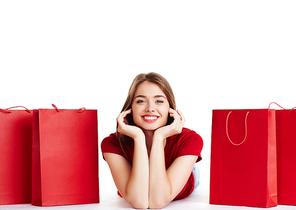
[142,115,159,123]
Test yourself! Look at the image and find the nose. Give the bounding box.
[145,103,155,112]
[146,108,155,112]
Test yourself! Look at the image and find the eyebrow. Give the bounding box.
[134,94,167,99]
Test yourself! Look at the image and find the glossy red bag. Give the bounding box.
[0,106,32,205]
[32,105,99,206]
[276,108,296,205]
[210,109,277,208]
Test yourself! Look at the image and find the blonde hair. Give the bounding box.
[117,72,176,159]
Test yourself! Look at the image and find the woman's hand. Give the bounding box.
[117,109,144,140]
[154,108,185,141]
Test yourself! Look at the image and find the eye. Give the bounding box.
[136,99,146,104]
[156,100,164,104]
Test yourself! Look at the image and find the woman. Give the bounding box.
[101,72,203,209]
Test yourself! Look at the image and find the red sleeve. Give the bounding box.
[176,129,203,162]
[101,133,126,160]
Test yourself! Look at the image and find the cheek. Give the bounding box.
[131,105,141,124]
[159,107,170,120]
[132,112,139,123]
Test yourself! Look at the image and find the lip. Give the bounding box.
[141,115,159,123]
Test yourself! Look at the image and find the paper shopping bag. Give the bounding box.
[32,106,99,206]
[276,109,296,205]
[210,109,277,208]
[0,106,32,205]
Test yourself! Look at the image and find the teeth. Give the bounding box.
[144,116,157,120]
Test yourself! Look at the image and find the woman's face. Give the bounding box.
[132,81,170,131]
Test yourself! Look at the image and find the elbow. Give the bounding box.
[133,204,148,209]
[130,198,167,209]
[122,188,148,209]
[125,195,148,209]
[130,200,148,209]
[149,191,173,209]
[149,202,168,209]
[149,199,170,209]
[149,204,166,209]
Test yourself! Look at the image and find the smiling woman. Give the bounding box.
[101,72,203,209]
[132,81,170,131]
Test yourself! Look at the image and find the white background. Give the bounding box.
[1,1,296,209]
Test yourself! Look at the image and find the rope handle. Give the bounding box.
[290,106,296,112]
[226,111,249,146]
[268,102,296,113]
[51,104,86,113]
[0,106,31,114]
[268,102,286,110]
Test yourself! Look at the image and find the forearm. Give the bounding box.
[149,138,172,209]
[125,137,149,209]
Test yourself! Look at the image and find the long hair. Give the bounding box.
[117,72,176,160]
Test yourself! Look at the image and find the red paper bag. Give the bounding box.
[32,106,99,206]
[0,106,32,205]
[276,109,296,205]
[210,109,277,208]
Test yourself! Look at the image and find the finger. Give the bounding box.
[177,109,185,126]
[169,108,178,116]
[117,109,132,134]
[119,109,132,118]
[117,109,132,124]
[169,109,183,133]
[168,108,178,124]
[125,108,132,114]
[122,108,132,115]
[169,108,181,121]
[173,109,184,132]
[123,109,132,124]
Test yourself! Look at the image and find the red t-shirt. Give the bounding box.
[101,127,203,200]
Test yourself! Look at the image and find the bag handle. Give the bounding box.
[226,111,249,146]
[52,104,86,113]
[268,102,296,113]
[0,106,31,114]
[268,102,286,110]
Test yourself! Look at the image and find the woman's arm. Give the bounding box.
[104,136,149,209]
[105,109,149,209]
[149,140,198,209]
[149,109,197,209]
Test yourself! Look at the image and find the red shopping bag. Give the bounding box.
[0,106,32,205]
[210,109,277,208]
[32,105,99,206]
[276,107,296,205]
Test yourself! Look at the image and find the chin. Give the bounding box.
[140,123,166,131]
[142,127,158,131]
[134,118,167,131]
